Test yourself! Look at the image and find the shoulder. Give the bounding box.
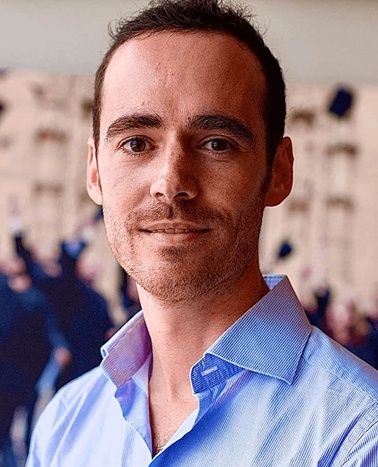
[31,366,116,440]
[303,327,378,402]
[49,365,112,409]
[27,366,124,466]
[298,327,378,462]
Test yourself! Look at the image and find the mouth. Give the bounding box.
[139,224,211,246]
[141,222,211,234]
[143,228,209,234]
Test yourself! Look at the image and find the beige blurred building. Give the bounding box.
[0,70,119,307]
[262,84,378,310]
[1,70,378,310]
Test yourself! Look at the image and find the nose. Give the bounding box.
[150,147,198,203]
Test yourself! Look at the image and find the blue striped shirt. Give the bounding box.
[27,275,378,466]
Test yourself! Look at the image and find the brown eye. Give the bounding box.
[204,139,232,151]
[123,137,148,153]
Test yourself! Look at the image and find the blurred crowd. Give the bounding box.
[0,202,140,467]
[303,278,378,370]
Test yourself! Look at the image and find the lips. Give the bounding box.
[150,228,204,233]
[145,228,210,235]
[141,222,210,234]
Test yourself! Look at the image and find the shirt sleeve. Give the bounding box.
[341,421,378,466]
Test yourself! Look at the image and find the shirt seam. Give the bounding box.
[302,331,378,405]
[302,352,378,405]
[340,411,378,465]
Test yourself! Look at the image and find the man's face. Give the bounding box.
[88,31,292,302]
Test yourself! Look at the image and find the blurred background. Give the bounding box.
[1,1,378,465]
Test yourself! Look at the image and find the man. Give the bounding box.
[27,1,378,465]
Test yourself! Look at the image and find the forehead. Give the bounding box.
[101,31,266,135]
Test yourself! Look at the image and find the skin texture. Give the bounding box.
[87,31,293,454]
[88,31,291,303]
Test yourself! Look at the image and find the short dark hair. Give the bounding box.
[93,0,286,165]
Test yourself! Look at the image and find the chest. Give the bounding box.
[52,369,358,467]
[149,395,198,455]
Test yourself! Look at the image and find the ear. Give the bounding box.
[87,137,103,206]
[265,136,294,207]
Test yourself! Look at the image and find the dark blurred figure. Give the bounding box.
[0,258,70,466]
[0,273,21,467]
[54,240,114,389]
[9,205,115,391]
[366,285,378,332]
[299,266,332,335]
[327,295,378,370]
[304,286,332,336]
[119,267,141,323]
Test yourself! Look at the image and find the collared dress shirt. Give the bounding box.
[26,276,378,466]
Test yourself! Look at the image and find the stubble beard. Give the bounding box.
[103,197,265,304]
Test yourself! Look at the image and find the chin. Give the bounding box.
[139,278,207,303]
[128,259,237,304]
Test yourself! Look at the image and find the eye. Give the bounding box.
[120,137,150,153]
[203,138,234,152]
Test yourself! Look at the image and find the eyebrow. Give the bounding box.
[104,111,256,147]
[105,112,163,143]
[189,114,256,147]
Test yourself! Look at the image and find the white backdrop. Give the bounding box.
[1,0,378,84]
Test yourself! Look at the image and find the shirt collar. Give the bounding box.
[101,312,151,387]
[205,275,312,384]
[101,275,312,388]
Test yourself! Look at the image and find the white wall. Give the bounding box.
[1,0,378,84]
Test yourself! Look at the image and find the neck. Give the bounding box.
[140,268,269,394]
[140,266,269,455]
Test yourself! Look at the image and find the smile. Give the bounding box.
[141,222,211,234]
[150,228,205,234]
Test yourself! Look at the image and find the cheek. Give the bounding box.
[100,163,146,208]
[208,167,265,210]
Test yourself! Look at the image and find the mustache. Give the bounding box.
[123,201,227,226]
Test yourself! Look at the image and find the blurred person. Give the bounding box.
[327,294,378,370]
[298,265,332,335]
[304,286,332,335]
[8,197,102,286]
[119,267,141,322]
[54,219,115,389]
[366,284,378,332]
[0,273,21,467]
[0,257,70,465]
[8,201,114,390]
[76,257,101,289]
[27,1,378,466]
[53,259,114,390]
[24,233,114,390]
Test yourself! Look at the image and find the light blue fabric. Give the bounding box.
[26,276,378,466]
